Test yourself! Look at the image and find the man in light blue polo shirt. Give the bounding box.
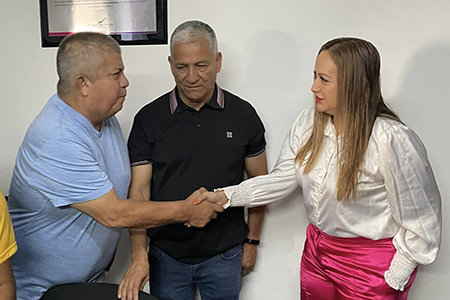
[8,32,223,300]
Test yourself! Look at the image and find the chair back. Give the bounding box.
[40,282,158,300]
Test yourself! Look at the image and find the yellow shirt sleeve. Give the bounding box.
[0,188,17,265]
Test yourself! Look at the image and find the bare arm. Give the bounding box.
[71,175,222,229]
[118,165,152,300]
[241,152,268,276]
[245,151,268,238]
[0,258,16,300]
[127,165,152,263]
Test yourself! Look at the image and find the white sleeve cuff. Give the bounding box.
[215,181,254,208]
[213,188,232,209]
[384,252,417,291]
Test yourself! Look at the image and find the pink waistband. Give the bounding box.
[307,223,393,247]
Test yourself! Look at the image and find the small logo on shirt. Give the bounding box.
[226,131,233,139]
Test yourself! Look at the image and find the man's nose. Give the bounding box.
[121,73,130,88]
[186,67,199,83]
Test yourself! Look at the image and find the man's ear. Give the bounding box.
[216,52,223,73]
[76,75,91,96]
[168,56,176,76]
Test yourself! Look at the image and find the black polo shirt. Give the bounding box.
[128,85,266,264]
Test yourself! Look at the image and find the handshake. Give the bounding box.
[182,187,229,228]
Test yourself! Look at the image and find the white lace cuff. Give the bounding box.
[216,181,254,208]
[384,252,417,291]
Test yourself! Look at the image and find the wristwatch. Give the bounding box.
[244,238,260,245]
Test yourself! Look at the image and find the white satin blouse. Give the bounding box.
[222,106,441,290]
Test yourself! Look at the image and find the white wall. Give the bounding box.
[1,1,449,299]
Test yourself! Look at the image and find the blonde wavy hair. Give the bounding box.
[295,37,401,201]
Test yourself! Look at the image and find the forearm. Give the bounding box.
[247,206,265,239]
[0,259,16,300]
[72,187,221,229]
[0,283,15,300]
[127,167,152,252]
[72,190,188,229]
[241,202,265,277]
[106,198,188,228]
[128,170,151,261]
[129,228,148,263]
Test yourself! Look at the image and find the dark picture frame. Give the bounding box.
[39,0,167,47]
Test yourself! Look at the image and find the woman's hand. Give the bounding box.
[193,189,228,206]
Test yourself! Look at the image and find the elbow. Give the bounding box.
[95,209,126,228]
[100,218,120,229]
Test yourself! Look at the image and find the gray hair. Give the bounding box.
[57,32,121,98]
[170,20,218,56]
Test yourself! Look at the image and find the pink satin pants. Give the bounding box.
[300,224,417,300]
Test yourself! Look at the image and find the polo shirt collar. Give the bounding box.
[169,84,225,114]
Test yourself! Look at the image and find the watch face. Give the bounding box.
[245,238,260,245]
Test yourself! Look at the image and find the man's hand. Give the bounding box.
[183,188,224,227]
[118,261,149,300]
[241,243,257,276]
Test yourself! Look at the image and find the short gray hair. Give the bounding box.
[57,32,121,98]
[170,20,218,56]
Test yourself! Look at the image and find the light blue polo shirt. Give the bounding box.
[8,94,131,300]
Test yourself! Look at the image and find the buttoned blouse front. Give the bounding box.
[224,106,441,273]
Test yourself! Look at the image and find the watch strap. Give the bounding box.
[244,237,260,245]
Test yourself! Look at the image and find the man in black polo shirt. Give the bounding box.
[118,20,268,300]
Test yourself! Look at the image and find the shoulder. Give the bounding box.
[372,117,418,143]
[222,89,243,102]
[372,117,427,156]
[292,106,315,134]
[25,99,80,148]
[26,101,94,158]
[285,106,316,148]
[222,88,258,112]
[134,91,172,120]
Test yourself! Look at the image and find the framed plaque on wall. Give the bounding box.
[39,0,167,47]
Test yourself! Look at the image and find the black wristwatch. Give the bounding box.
[244,237,260,245]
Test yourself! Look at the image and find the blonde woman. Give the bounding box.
[195,38,442,300]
